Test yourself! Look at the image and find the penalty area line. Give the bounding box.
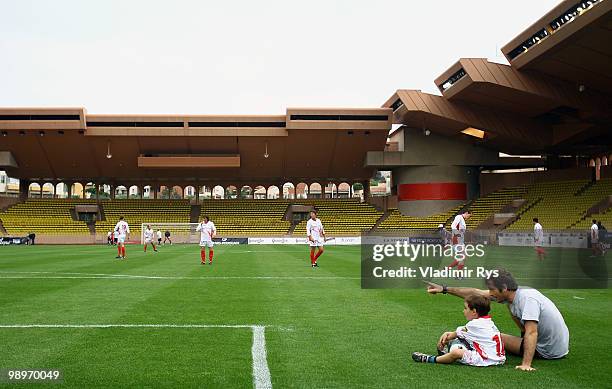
[0,323,273,389]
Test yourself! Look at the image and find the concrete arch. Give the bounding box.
[200,185,212,200]
[99,184,112,199]
[184,185,196,199]
[115,185,128,199]
[128,185,140,199]
[338,182,351,198]
[28,182,41,198]
[352,182,364,199]
[42,182,54,198]
[267,185,280,199]
[55,182,68,198]
[171,186,183,199]
[296,182,308,199]
[309,182,322,198]
[71,182,84,199]
[254,185,266,199]
[240,185,253,199]
[143,185,153,199]
[225,185,238,199]
[282,182,295,199]
[212,185,225,199]
[84,182,96,199]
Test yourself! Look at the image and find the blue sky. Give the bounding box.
[0,0,560,114]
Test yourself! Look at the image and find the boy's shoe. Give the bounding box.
[411,352,434,363]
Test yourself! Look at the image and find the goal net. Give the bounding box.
[140,223,201,244]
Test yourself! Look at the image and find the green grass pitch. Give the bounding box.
[0,244,610,388]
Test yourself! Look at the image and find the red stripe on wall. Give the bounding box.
[398,183,466,201]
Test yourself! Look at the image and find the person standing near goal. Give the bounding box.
[157,229,163,246]
[196,216,216,265]
[307,210,325,268]
[114,216,130,260]
[448,210,471,270]
[143,224,158,253]
[590,219,601,257]
[533,218,545,260]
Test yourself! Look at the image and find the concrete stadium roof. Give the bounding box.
[385,0,612,156]
[0,107,392,186]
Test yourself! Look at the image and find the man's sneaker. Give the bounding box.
[313,262,319,267]
[411,352,433,363]
[115,256,121,259]
[208,262,212,265]
[201,261,205,265]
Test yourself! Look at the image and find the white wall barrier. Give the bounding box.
[497,232,588,249]
[247,237,361,245]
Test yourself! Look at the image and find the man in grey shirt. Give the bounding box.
[426,269,569,371]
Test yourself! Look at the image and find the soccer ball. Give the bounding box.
[438,338,470,355]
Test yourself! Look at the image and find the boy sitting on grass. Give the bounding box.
[412,294,506,367]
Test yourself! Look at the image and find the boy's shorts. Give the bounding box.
[460,350,503,367]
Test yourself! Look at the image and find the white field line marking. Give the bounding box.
[0,271,359,280]
[252,326,272,389]
[0,324,273,389]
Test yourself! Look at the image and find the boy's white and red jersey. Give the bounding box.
[534,223,544,245]
[306,218,324,245]
[456,316,506,366]
[196,221,216,242]
[114,220,130,237]
[451,214,466,245]
[144,228,154,242]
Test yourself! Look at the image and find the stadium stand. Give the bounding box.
[376,205,463,230]
[199,199,291,236]
[1,179,609,239]
[96,199,191,239]
[292,199,383,236]
[570,179,612,230]
[505,180,593,231]
[0,198,92,235]
[465,186,528,229]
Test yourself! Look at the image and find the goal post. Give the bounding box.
[140,223,201,244]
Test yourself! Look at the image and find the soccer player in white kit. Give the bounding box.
[307,210,325,268]
[448,210,471,270]
[412,294,505,366]
[143,225,158,253]
[533,218,545,260]
[114,216,130,259]
[590,219,601,256]
[196,216,216,265]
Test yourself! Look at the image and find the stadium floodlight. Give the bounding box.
[106,141,112,159]
[461,127,485,139]
[264,142,269,159]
